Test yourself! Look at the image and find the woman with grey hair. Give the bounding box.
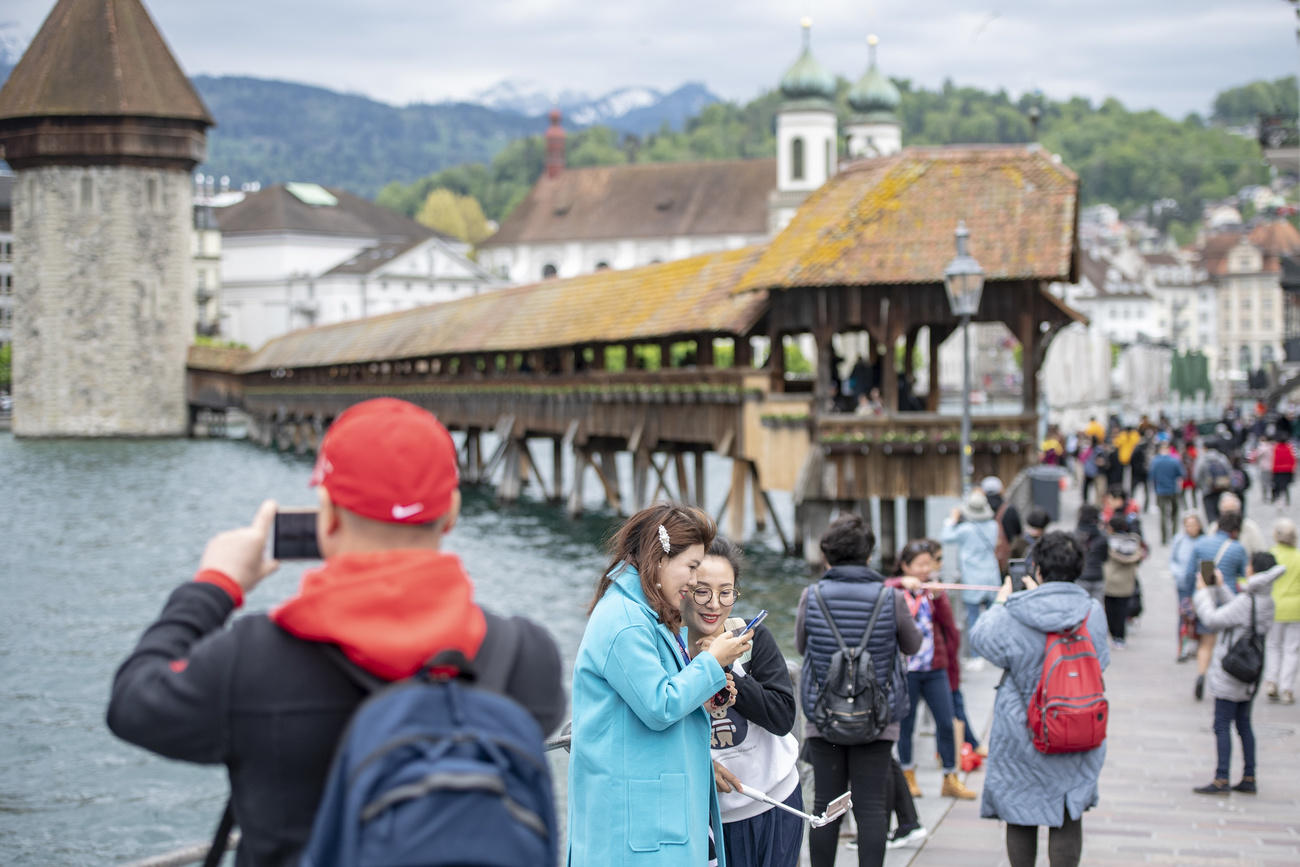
[1264,518,1300,704]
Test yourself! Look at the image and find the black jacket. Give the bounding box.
[106,582,564,866]
[731,624,796,736]
[1076,523,1108,584]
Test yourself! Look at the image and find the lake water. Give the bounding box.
[0,434,811,865]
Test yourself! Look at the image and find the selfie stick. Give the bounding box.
[918,582,1002,592]
[733,785,851,828]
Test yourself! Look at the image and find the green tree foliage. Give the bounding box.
[0,342,10,389]
[370,77,1276,230]
[1211,77,1299,126]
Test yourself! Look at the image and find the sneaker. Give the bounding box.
[1284,691,1296,705]
[1265,682,1279,701]
[1194,674,1205,701]
[964,658,986,672]
[1111,638,1126,649]
[1232,777,1257,794]
[1193,779,1230,795]
[886,825,928,849]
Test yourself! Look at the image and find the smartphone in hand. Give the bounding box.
[733,610,768,637]
[1007,559,1028,593]
[1199,560,1217,586]
[273,508,321,560]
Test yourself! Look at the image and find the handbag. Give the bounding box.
[1221,594,1265,686]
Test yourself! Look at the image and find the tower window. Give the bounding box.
[791,138,805,181]
[542,264,558,279]
[826,139,833,177]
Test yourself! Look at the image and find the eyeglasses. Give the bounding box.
[690,587,739,606]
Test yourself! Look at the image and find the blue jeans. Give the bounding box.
[898,669,957,771]
[1213,698,1255,780]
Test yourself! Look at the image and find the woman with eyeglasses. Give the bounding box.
[567,504,754,866]
[681,537,801,867]
[889,541,976,802]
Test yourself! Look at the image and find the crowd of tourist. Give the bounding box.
[101,396,1300,867]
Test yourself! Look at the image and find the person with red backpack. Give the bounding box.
[970,531,1110,867]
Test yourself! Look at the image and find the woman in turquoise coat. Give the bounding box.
[568,503,754,866]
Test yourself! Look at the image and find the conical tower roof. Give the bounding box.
[848,35,900,122]
[778,18,835,106]
[0,0,212,124]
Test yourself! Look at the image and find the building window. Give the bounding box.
[1262,345,1275,365]
[595,261,610,271]
[542,264,558,279]
[1238,345,1252,371]
[791,137,805,181]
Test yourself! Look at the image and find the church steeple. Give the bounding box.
[773,17,838,218]
[845,35,902,159]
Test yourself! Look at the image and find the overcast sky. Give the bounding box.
[2,0,1296,116]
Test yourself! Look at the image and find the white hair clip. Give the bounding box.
[658,524,671,555]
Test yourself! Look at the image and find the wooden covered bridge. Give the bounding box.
[189,146,1083,560]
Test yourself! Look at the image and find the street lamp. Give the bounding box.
[944,220,986,496]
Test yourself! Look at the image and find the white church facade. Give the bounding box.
[479,21,904,285]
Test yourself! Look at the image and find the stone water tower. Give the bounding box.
[0,0,213,436]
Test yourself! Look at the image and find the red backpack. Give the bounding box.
[1024,622,1108,754]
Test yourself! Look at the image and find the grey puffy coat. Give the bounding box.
[1193,566,1283,702]
[970,583,1109,827]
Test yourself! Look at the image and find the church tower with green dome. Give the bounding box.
[770,18,838,232]
[846,35,902,158]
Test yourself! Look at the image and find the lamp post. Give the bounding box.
[944,221,986,496]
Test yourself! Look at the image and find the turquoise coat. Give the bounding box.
[567,563,727,866]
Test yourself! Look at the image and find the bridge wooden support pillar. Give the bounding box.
[878,497,898,571]
[596,450,624,515]
[567,445,589,518]
[462,428,482,484]
[795,500,833,568]
[694,451,707,509]
[549,436,565,504]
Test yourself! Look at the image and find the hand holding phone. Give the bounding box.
[733,609,768,637]
[1199,560,1217,586]
[198,500,281,593]
[273,508,322,560]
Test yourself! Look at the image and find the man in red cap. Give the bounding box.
[107,398,564,865]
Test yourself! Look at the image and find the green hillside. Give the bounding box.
[380,77,1285,231]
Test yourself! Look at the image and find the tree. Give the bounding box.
[0,342,10,389]
[416,189,468,240]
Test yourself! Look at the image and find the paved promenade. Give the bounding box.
[898,480,1300,867]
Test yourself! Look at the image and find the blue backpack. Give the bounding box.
[300,619,558,867]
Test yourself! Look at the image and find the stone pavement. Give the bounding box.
[896,478,1300,867]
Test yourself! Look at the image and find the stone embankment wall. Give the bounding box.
[12,165,194,436]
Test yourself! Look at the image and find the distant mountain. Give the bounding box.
[470,79,721,134]
[191,75,543,197]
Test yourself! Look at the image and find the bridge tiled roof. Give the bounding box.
[241,246,769,372]
[480,158,776,247]
[737,146,1077,292]
[0,0,213,124]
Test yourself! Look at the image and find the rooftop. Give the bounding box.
[0,0,212,125]
[737,146,1078,292]
[481,158,776,247]
[216,184,441,241]
[242,246,770,371]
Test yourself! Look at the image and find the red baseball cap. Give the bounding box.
[310,398,459,524]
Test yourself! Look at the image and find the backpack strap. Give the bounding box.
[812,583,889,657]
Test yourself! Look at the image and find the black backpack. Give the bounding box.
[808,586,892,745]
[1222,595,1265,687]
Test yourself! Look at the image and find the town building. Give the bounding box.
[478,23,904,285]
[1200,220,1300,384]
[1053,251,1159,346]
[1140,250,1216,361]
[194,200,221,336]
[0,0,212,436]
[216,182,499,348]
